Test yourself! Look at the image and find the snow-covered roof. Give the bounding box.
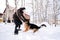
[3,5,15,13]
[0,13,3,15]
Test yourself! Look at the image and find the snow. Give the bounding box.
[0,22,60,40]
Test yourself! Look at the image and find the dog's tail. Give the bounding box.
[39,24,46,28]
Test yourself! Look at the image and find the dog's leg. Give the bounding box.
[24,26,28,32]
[33,29,38,33]
[23,26,30,32]
[23,23,30,32]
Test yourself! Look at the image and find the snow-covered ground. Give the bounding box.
[0,22,60,40]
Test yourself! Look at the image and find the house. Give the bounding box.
[0,13,3,22]
[3,5,15,23]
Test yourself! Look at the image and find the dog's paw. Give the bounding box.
[23,29,28,32]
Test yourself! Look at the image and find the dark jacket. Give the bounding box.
[13,12,22,25]
[13,7,26,25]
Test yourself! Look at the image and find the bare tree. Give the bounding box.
[15,0,17,11]
[53,0,58,27]
[5,0,9,23]
[44,0,49,22]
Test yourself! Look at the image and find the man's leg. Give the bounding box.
[18,24,21,31]
[14,24,18,35]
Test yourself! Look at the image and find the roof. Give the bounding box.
[3,5,15,13]
[0,13,3,15]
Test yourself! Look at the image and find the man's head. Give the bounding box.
[19,7,25,11]
[17,7,25,13]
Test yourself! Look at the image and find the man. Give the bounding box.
[13,7,27,34]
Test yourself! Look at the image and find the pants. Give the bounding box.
[14,20,22,34]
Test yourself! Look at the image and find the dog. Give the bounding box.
[23,21,46,33]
